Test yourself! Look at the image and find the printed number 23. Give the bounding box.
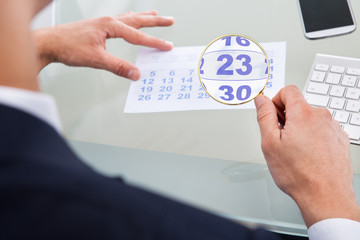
[217,54,252,75]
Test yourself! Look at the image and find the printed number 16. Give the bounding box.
[222,36,250,47]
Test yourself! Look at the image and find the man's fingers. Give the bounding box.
[107,21,173,51]
[135,15,174,28]
[115,15,174,29]
[114,10,174,29]
[255,95,281,140]
[99,52,140,80]
[90,14,174,79]
[125,10,158,17]
[137,10,158,16]
[272,85,309,118]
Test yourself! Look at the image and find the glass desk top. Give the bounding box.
[41,0,360,236]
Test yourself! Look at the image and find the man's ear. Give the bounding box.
[32,0,52,18]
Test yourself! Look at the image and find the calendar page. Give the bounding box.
[124,42,286,113]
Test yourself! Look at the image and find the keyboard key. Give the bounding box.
[346,100,360,112]
[304,93,329,107]
[347,68,360,76]
[315,64,329,71]
[329,98,346,110]
[325,73,341,84]
[307,82,329,95]
[331,65,345,74]
[311,71,326,82]
[315,63,329,72]
[350,113,360,126]
[345,88,360,100]
[334,111,349,123]
[341,75,357,87]
[343,124,360,140]
[329,85,345,97]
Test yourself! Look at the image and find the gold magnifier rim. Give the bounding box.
[198,34,271,105]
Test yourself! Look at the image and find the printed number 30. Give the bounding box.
[219,85,251,101]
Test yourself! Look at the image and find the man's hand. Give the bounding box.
[33,10,174,80]
[255,85,360,228]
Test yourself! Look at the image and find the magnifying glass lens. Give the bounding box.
[198,35,270,105]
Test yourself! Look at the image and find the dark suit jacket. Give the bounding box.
[0,104,279,240]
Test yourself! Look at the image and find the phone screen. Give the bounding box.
[299,0,354,33]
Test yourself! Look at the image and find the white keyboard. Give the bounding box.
[303,54,360,145]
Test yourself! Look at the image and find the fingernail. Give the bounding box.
[128,69,139,80]
[163,16,175,20]
[165,41,174,47]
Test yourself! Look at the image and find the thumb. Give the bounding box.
[255,95,280,139]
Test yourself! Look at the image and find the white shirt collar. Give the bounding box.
[0,86,62,133]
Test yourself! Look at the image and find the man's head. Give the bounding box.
[0,0,52,91]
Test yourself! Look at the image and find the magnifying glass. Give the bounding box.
[198,34,270,105]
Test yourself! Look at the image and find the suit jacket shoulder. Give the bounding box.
[0,104,279,240]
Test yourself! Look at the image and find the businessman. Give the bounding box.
[0,0,359,239]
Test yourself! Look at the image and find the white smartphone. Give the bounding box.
[297,0,356,39]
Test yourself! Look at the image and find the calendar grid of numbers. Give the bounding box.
[124,42,286,113]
